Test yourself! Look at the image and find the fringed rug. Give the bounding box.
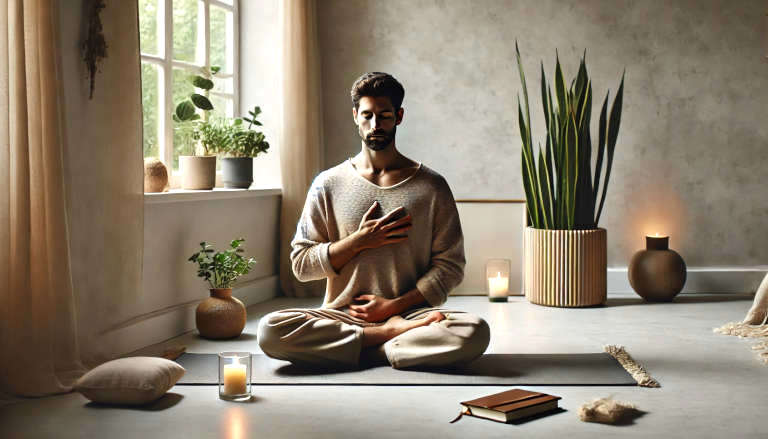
[714,317,768,364]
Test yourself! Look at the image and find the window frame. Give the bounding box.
[140,0,240,178]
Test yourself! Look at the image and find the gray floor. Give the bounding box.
[1,295,766,438]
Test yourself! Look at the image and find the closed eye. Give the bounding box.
[361,111,394,120]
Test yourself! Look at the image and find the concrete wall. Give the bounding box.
[317,0,768,268]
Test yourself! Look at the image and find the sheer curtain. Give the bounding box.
[0,0,144,397]
[278,0,325,298]
[0,0,85,396]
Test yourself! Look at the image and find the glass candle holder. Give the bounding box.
[486,259,511,302]
[218,352,252,401]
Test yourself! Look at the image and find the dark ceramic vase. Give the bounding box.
[221,157,253,189]
[628,236,687,302]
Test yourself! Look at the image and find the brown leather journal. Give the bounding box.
[450,389,561,424]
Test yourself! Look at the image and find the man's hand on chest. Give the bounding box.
[352,201,412,251]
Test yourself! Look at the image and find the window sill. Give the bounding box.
[144,187,281,204]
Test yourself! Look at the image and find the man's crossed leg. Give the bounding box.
[257,307,490,369]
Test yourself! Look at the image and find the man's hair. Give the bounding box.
[350,72,405,111]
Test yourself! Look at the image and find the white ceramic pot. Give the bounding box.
[523,227,607,307]
[180,155,216,190]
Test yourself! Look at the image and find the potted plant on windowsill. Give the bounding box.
[188,238,257,339]
[516,43,625,307]
[174,67,219,190]
[218,106,271,189]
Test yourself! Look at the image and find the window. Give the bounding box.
[139,0,239,171]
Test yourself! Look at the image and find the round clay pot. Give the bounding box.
[180,155,216,190]
[195,288,246,339]
[629,236,686,302]
[524,227,607,307]
[143,158,168,192]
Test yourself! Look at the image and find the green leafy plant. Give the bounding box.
[173,66,221,155]
[221,106,271,158]
[516,42,625,230]
[194,116,232,156]
[188,238,257,289]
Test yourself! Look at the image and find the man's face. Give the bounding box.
[353,96,403,151]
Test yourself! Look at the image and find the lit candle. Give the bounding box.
[223,357,247,396]
[488,272,509,298]
[645,233,669,250]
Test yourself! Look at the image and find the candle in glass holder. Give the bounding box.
[486,259,511,302]
[223,358,247,395]
[219,352,251,401]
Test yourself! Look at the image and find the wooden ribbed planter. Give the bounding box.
[524,227,607,307]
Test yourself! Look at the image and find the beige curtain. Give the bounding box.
[0,0,86,396]
[278,0,325,297]
[0,0,143,397]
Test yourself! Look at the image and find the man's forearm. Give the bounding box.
[390,288,429,315]
[328,232,364,273]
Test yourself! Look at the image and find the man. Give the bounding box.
[258,72,490,369]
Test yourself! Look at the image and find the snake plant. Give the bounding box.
[516,43,625,230]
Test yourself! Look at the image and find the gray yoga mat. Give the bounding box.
[174,353,638,386]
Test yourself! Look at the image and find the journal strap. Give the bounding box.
[449,407,471,423]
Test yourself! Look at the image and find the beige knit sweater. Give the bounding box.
[290,158,465,310]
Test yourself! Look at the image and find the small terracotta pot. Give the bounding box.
[195,288,246,339]
[180,155,216,190]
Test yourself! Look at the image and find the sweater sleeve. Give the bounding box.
[415,177,466,307]
[290,176,340,282]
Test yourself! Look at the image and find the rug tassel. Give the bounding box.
[714,321,768,364]
[603,345,660,388]
[714,321,768,338]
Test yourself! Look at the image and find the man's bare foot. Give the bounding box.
[387,311,445,333]
[362,311,444,347]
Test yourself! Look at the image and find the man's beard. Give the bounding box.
[360,126,396,151]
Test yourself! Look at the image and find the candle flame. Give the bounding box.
[496,272,501,279]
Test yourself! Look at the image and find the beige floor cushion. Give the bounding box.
[74,357,185,405]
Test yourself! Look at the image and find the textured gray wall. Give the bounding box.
[318,0,768,267]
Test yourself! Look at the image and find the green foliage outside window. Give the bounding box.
[141,63,159,159]
[173,0,198,63]
[139,0,248,169]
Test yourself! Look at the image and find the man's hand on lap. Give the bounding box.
[348,294,398,322]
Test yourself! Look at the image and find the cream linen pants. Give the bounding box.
[257,307,490,369]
